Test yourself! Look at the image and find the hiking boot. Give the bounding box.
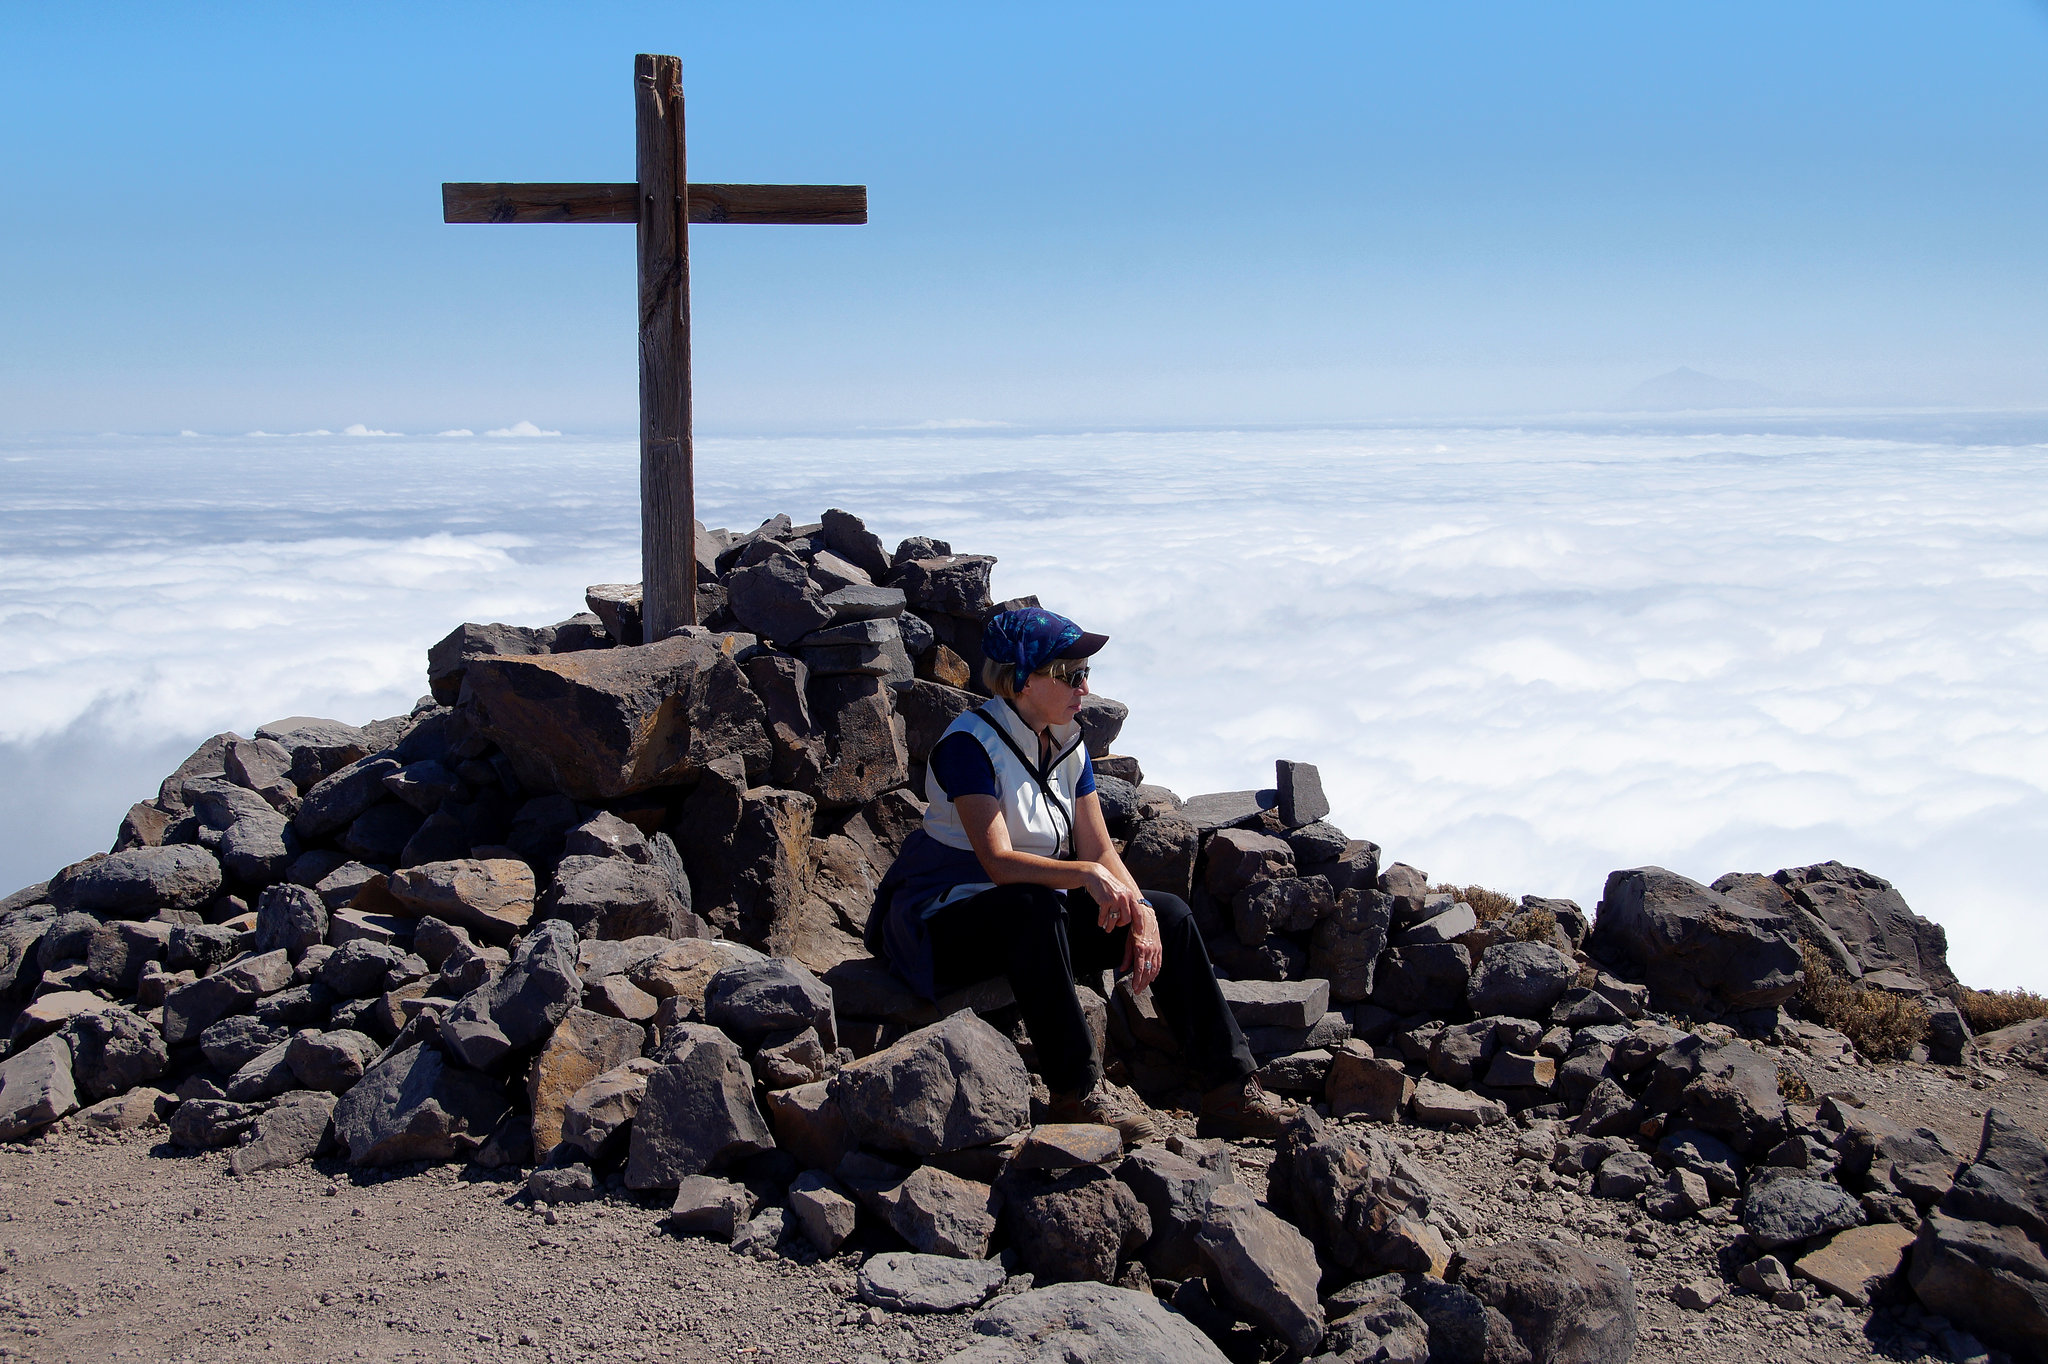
[1197,1075,1298,1140]
[1047,1079,1163,1147]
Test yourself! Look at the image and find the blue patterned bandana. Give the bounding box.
[981,608,1103,692]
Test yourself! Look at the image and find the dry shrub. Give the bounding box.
[1777,1063,1815,1104]
[1510,903,1559,944]
[1957,987,2048,1035]
[1800,942,1929,1061]
[1432,883,1520,924]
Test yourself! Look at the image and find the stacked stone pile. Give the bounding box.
[0,506,2040,1364]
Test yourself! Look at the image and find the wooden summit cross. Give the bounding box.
[442,53,867,639]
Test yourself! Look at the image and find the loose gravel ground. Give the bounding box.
[0,1048,2040,1364]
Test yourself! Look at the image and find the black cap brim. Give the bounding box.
[1058,631,1109,659]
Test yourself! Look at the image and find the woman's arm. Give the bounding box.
[953,793,1141,924]
[1071,791,1165,994]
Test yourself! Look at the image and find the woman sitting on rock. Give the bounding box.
[867,607,1294,1143]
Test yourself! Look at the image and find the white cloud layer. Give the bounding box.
[2,420,2043,989]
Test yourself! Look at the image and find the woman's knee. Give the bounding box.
[994,883,1071,934]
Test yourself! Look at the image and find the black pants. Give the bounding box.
[926,885,1255,1096]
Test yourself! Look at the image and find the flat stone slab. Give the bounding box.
[1013,1124,1121,1170]
[1410,1078,1506,1128]
[1796,1222,1917,1306]
[858,1251,1006,1313]
[1217,978,1330,1030]
[1178,790,1275,831]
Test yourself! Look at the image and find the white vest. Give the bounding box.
[920,699,1089,911]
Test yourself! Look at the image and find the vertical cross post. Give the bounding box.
[441,55,865,645]
[635,54,694,638]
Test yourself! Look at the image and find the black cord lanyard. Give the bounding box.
[972,704,1081,859]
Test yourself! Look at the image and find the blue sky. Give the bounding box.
[5,2,2047,433]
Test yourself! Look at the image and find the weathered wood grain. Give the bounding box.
[636,53,695,636]
[443,182,866,225]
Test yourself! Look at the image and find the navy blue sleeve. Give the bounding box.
[929,731,1000,800]
[1075,750,1096,798]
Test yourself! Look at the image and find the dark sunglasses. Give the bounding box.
[1045,664,1090,687]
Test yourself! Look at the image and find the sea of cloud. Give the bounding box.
[3,418,2043,990]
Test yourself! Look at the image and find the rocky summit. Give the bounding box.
[0,507,2043,1364]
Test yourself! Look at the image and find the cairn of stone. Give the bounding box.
[1,507,2043,1364]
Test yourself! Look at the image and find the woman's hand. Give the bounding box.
[1081,862,1141,928]
[1122,900,1164,994]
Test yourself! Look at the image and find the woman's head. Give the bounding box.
[980,607,1104,721]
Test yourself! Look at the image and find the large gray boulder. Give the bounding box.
[1195,1183,1325,1355]
[1450,1238,1637,1364]
[830,1011,1031,1157]
[0,1033,78,1139]
[999,1165,1152,1285]
[439,919,581,1071]
[1590,867,1801,1017]
[161,949,293,1045]
[1370,943,1471,1017]
[253,883,327,960]
[1310,888,1393,1003]
[1115,1147,1234,1281]
[858,1252,1007,1314]
[1467,941,1579,1019]
[1268,1112,1471,1279]
[1772,862,1957,994]
[944,1281,1230,1364]
[1742,1172,1865,1250]
[539,856,702,943]
[331,1042,510,1166]
[705,956,837,1049]
[230,1090,338,1175]
[460,632,770,800]
[48,845,221,917]
[293,755,404,839]
[1907,1108,2048,1361]
[624,1028,774,1190]
[58,1007,168,1100]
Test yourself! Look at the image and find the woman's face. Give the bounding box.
[1017,664,1089,730]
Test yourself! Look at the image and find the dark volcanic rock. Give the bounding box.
[253,882,328,960]
[1743,1172,1865,1250]
[960,1282,1230,1364]
[624,1028,774,1189]
[461,633,770,800]
[705,956,836,1048]
[440,919,580,1071]
[58,1008,168,1101]
[1466,941,1578,1019]
[1310,888,1393,1004]
[829,1011,1031,1158]
[1195,1182,1325,1354]
[1591,866,1801,1017]
[49,845,221,917]
[1450,1238,1637,1364]
[331,1042,510,1167]
[1773,861,1958,994]
[1000,1164,1152,1285]
[1370,943,1472,1017]
[540,855,702,942]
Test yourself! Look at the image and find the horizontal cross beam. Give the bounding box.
[442,181,867,226]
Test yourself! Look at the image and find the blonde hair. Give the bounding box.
[981,655,1024,700]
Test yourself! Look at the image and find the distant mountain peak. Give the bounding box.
[1618,367,1782,411]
